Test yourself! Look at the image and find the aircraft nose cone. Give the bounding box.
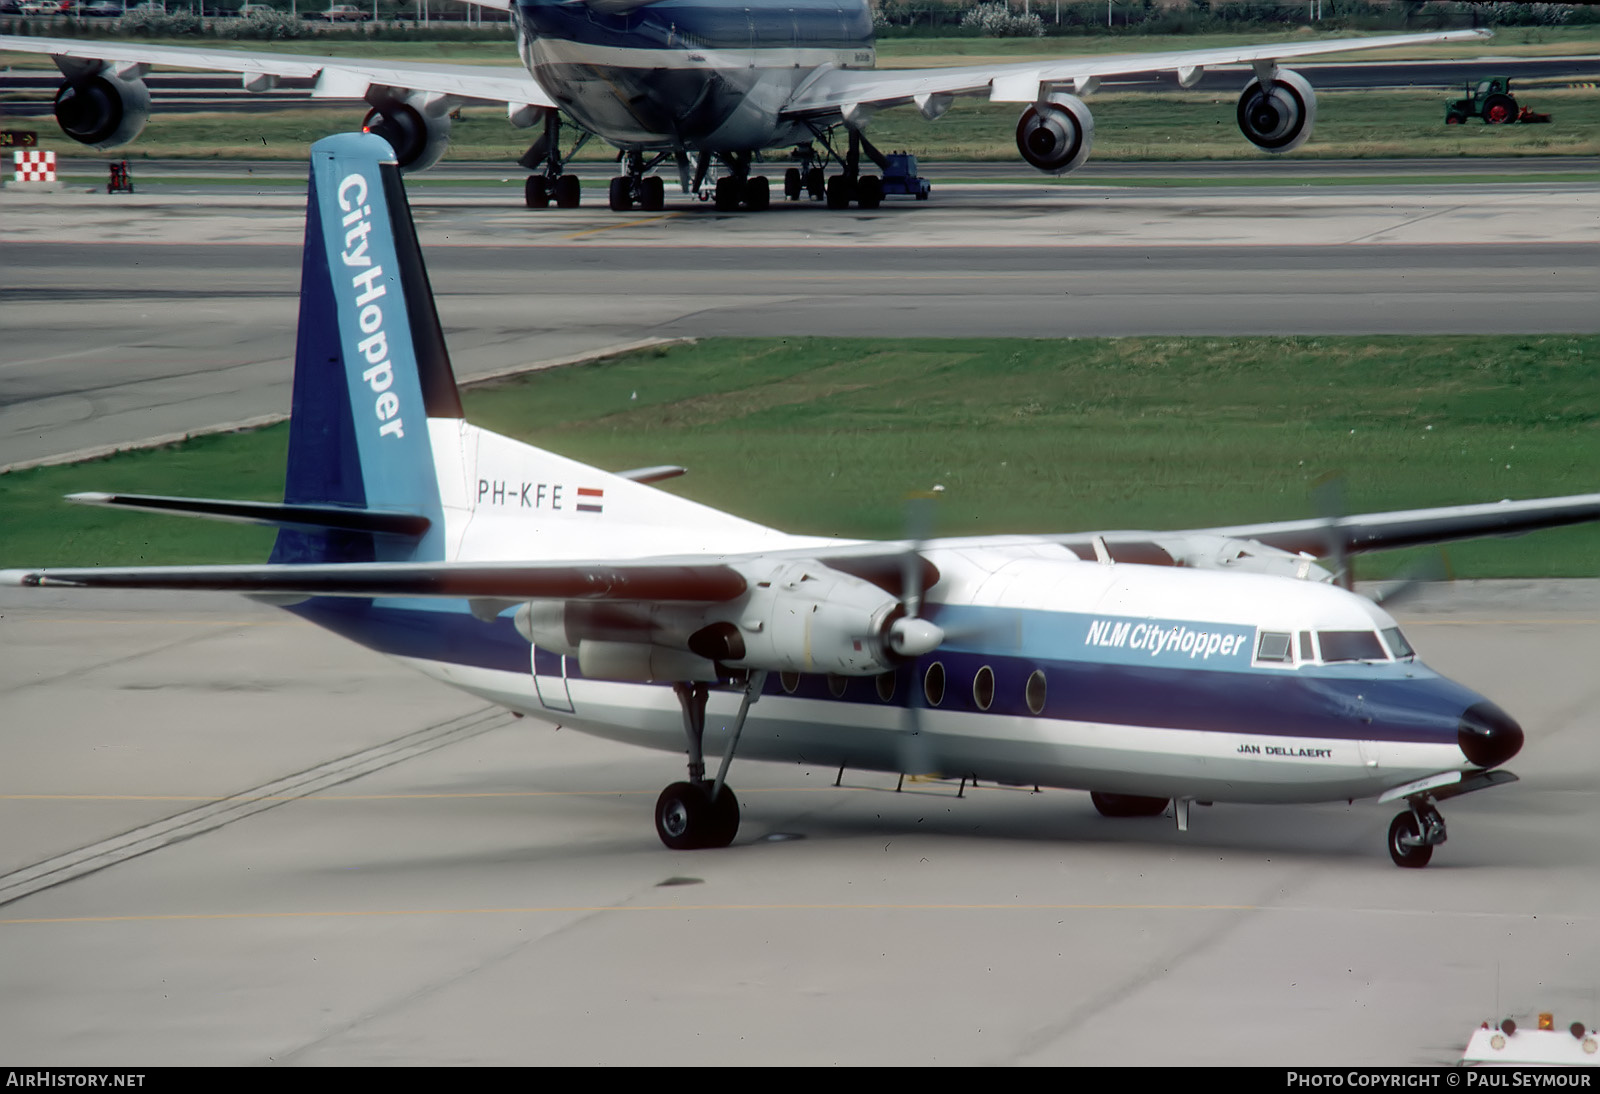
[1458,701,1524,769]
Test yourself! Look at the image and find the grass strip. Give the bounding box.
[3,335,1597,578]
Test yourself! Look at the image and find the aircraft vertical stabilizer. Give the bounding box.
[272,132,462,566]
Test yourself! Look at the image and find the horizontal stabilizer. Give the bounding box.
[1,561,747,602]
[67,493,430,537]
[616,466,687,485]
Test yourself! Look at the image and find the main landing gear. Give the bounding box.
[521,111,591,210]
[656,673,766,850]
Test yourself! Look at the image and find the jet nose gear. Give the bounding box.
[1458,701,1524,769]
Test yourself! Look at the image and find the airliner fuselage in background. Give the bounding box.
[4,12,1492,209]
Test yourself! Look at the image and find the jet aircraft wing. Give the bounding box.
[783,29,1491,113]
[0,36,555,110]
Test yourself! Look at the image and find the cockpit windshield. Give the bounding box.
[1317,630,1388,663]
[1380,626,1415,659]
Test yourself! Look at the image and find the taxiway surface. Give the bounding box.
[2,160,1596,469]
[1,581,1597,1065]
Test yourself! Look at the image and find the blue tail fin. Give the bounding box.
[271,133,462,565]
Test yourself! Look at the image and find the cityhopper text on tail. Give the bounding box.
[9,134,1599,867]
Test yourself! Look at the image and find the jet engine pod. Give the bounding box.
[1015,93,1094,175]
[53,70,151,150]
[362,92,454,174]
[1236,68,1317,154]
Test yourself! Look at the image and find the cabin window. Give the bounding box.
[1025,670,1047,715]
[1318,630,1387,663]
[973,666,995,711]
[923,662,946,707]
[1381,627,1415,660]
[1255,631,1293,663]
[780,671,801,694]
[827,673,848,698]
[876,672,896,702]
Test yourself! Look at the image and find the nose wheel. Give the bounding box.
[1388,800,1446,868]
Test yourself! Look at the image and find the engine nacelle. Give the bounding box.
[1236,68,1317,154]
[514,559,939,680]
[1015,93,1094,176]
[362,91,454,174]
[53,69,150,150]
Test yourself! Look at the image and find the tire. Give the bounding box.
[608,176,633,212]
[783,167,802,201]
[714,176,740,212]
[656,781,709,850]
[703,785,740,848]
[1388,811,1434,868]
[553,174,581,208]
[825,174,854,209]
[524,176,549,207]
[743,175,770,212]
[856,175,883,209]
[1482,94,1516,125]
[1445,114,1464,125]
[1090,791,1170,819]
[639,175,665,211]
[806,167,825,200]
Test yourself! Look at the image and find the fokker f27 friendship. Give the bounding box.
[4,8,1490,210]
[7,133,1600,867]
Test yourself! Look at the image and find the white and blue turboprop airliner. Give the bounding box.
[8,134,1597,867]
[4,9,1493,210]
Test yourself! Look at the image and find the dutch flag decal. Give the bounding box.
[576,487,604,514]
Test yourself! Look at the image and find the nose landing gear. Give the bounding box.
[1388,800,1446,868]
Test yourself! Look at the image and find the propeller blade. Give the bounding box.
[1368,552,1451,608]
[1311,472,1351,590]
[900,493,937,619]
[897,666,938,778]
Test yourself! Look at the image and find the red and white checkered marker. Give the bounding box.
[13,150,56,183]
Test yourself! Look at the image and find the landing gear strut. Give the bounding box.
[656,673,766,849]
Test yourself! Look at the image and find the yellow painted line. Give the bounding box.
[561,211,680,240]
[0,902,1256,926]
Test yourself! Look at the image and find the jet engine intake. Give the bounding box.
[53,69,150,150]
[362,91,454,173]
[1015,93,1094,175]
[1236,69,1317,154]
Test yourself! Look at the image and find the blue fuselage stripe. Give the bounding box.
[289,598,1480,748]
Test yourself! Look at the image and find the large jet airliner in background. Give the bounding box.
[2,9,1490,210]
[7,132,1599,867]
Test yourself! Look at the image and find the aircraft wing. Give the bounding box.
[1200,492,1600,557]
[0,35,555,109]
[783,29,1491,114]
[0,560,745,602]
